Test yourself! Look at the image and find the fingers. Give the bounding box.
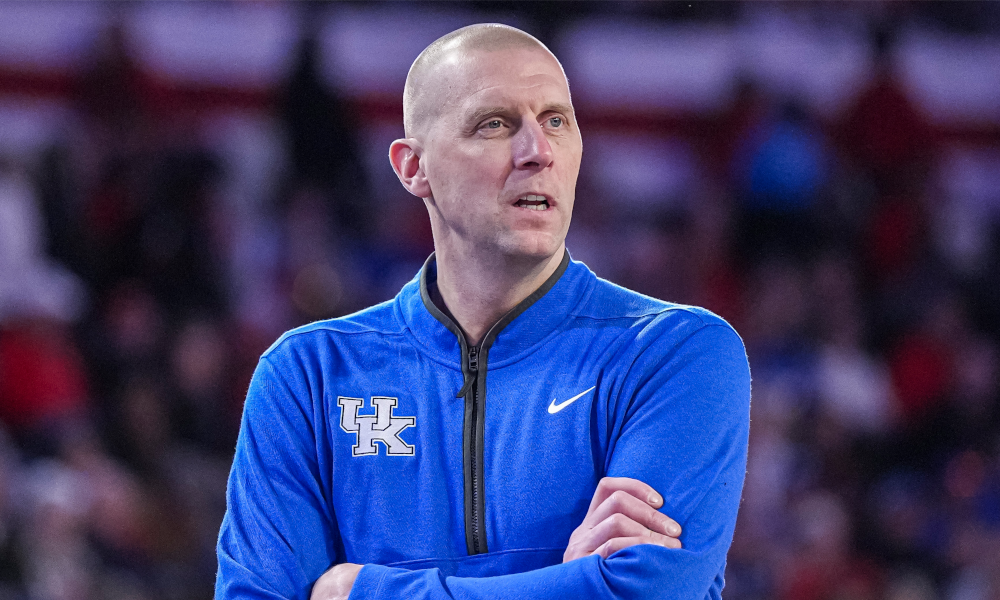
[568,512,681,558]
[593,535,675,559]
[564,477,683,564]
[585,477,663,517]
[584,487,681,539]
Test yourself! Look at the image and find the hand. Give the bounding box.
[563,477,681,562]
[310,563,362,600]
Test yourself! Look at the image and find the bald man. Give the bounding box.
[216,24,750,600]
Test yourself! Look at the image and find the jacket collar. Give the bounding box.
[396,250,593,369]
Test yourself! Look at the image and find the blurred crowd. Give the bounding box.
[1,3,1000,600]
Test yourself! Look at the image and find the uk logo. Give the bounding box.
[337,396,416,457]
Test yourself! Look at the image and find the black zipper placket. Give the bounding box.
[464,344,484,554]
[418,250,571,557]
[458,325,499,555]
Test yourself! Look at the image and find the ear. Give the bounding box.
[389,138,431,198]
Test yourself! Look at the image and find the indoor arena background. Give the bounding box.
[1,2,1000,599]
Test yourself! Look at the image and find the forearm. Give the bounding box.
[348,543,724,600]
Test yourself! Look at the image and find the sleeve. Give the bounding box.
[216,355,341,600]
[347,322,752,600]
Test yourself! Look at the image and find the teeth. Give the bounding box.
[516,194,550,210]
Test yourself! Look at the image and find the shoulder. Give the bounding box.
[569,269,748,383]
[576,272,738,340]
[261,298,405,361]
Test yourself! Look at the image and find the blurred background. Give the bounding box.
[1,2,999,599]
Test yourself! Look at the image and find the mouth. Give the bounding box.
[513,194,551,211]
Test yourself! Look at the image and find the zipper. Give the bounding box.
[417,250,571,557]
[458,341,487,554]
[466,345,483,554]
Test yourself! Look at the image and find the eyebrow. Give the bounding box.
[542,103,575,119]
[464,103,576,129]
[465,107,516,128]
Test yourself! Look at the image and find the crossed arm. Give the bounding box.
[311,477,682,600]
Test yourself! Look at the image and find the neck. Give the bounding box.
[433,246,565,346]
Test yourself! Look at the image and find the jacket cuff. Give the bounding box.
[347,564,388,600]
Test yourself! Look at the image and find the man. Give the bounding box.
[216,24,750,600]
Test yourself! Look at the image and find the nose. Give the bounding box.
[512,120,553,170]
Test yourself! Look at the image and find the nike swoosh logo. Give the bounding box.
[548,386,596,414]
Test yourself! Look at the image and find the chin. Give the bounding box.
[498,232,564,262]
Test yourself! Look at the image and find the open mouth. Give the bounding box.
[514,194,550,211]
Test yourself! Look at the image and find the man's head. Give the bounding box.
[390,24,583,264]
[402,25,551,139]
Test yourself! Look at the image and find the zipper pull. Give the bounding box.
[468,346,479,373]
[457,345,479,398]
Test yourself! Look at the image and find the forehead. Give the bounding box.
[440,47,571,118]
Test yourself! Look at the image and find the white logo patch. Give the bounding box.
[548,386,596,414]
[337,396,415,456]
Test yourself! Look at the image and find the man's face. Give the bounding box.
[418,46,582,261]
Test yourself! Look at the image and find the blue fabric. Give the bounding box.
[215,257,751,600]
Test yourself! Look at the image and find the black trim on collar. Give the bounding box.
[419,249,571,393]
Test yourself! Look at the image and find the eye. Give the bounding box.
[485,119,503,129]
[548,116,563,128]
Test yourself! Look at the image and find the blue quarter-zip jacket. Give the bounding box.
[216,252,751,600]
